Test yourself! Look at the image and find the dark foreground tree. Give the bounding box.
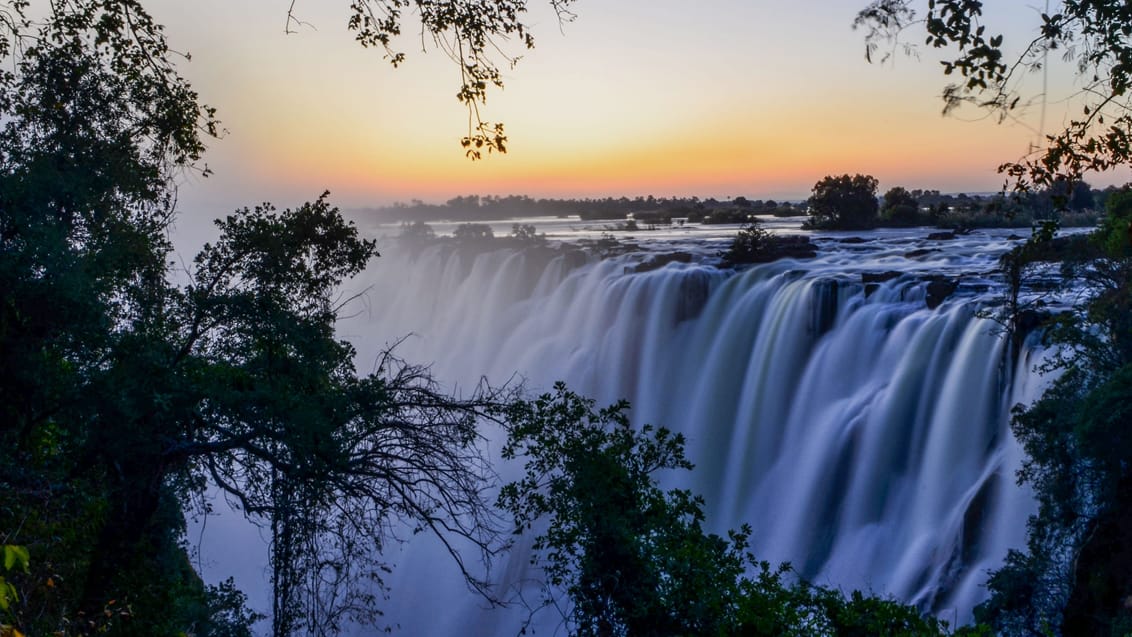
[805,174,880,230]
[973,189,1132,636]
[498,384,981,637]
[0,1,553,634]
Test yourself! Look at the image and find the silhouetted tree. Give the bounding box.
[857,1,1132,191]
[0,2,550,634]
[880,186,921,225]
[454,222,495,241]
[805,174,880,229]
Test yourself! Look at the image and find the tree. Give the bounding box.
[498,384,980,637]
[510,223,543,243]
[970,188,1132,635]
[805,174,880,229]
[0,2,539,634]
[399,219,436,241]
[855,1,1132,193]
[453,222,495,241]
[880,186,921,225]
[1068,180,1096,212]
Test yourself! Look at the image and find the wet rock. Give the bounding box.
[927,231,957,241]
[925,277,958,309]
[904,248,938,258]
[770,236,818,261]
[836,236,868,244]
[1015,308,1051,335]
[861,271,902,284]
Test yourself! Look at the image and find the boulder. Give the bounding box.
[925,277,958,309]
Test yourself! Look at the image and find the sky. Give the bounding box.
[145,0,1131,224]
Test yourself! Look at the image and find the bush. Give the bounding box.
[721,222,816,266]
[453,222,495,241]
[398,220,436,241]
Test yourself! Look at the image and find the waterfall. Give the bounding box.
[332,233,1040,634]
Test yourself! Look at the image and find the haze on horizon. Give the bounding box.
[151,0,1131,223]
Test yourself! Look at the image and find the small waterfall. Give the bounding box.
[333,237,1037,633]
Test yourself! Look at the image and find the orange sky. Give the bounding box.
[150,0,1131,219]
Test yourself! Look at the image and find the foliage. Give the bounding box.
[724,221,777,264]
[1096,185,1132,257]
[805,174,880,230]
[510,223,544,243]
[880,186,922,225]
[856,0,1132,192]
[398,219,436,241]
[0,2,519,635]
[498,384,977,637]
[975,186,1132,635]
[721,221,816,266]
[500,384,738,635]
[453,222,495,241]
[0,545,29,624]
[199,579,264,637]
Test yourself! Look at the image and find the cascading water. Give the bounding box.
[330,225,1044,634]
[194,221,1049,634]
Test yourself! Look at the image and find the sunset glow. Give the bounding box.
[150,0,1131,217]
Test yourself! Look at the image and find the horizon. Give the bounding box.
[358,187,1058,210]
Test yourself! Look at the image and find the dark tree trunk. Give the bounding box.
[1061,473,1132,636]
[78,459,165,625]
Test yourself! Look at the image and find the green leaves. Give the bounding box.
[0,546,28,617]
[0,548,27,575]
[0,578,16,613]
[500,384,722,634]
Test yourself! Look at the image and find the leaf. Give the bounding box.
[0,578,15,610]
[1,547,28,573]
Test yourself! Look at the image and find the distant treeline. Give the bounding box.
[368,180,1118,229]
[805,177,1112,231]
[366,194,807,224]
